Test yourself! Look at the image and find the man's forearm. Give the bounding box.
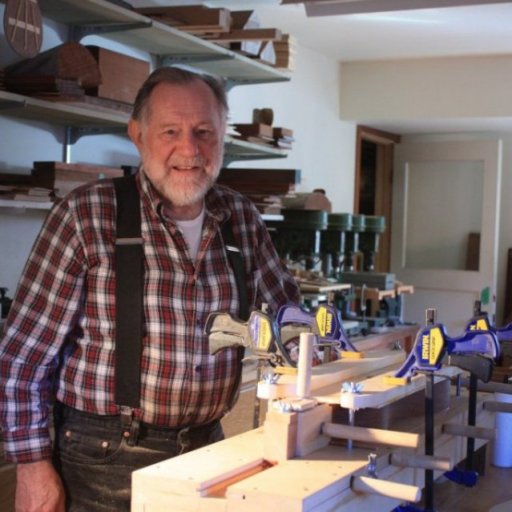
[16,460,66,512]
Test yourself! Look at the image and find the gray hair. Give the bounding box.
[131,66,228,122]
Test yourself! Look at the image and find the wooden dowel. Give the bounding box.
[351,475,421,503]
[442,423,495,440]
[390,452,453,472]
[322,422,419,448]
[297,332,314,398]
[457,377,512,395]
[484,400,512,413]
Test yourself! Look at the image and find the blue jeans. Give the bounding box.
[52,402,224,512]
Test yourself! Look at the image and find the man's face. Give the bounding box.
[128,79,226,217]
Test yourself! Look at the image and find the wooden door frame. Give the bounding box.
[354,125,401,272]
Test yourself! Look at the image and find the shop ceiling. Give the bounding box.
[137,0,512,132]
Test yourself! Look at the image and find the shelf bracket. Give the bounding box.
[223,153,287,166]
[225,76,290,89]
[68,21,152,42]
[63,126,127,163]
[157,53,234,67]
[65,126,127,145]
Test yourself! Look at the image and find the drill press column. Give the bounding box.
[319,212,353,278]
[267,209,328,270]
[359,215,386,272]
[344,214,365,271]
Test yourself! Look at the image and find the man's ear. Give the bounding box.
[128,119,143,152]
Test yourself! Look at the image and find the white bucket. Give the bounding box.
[492,392,512,468]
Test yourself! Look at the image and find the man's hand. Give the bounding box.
[16,460,65,512]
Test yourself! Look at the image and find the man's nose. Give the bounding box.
[178,131,200,156]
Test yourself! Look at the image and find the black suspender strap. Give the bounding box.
[221,221,249,321]
[113,175,249,415]
[113,175,143,409]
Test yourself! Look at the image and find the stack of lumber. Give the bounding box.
[5,42,149,108]
[274,34,297,71]
[231,122,275,147]
[230,123,295,149]
[231,108,295,150]
[273,126,295,149]
[4,76,84,100]
[0,185,52,202]
[217,167,300,214]
[134,5,294,70]
[31,161,124,199]
[0,172,52,203]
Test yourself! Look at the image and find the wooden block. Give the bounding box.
[233,123,274,139]
[295,403,332,457]
[263,409,298,461]
[85,46,149,105]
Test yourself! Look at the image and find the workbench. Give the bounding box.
[132,389,494,512]
[132,330,499,512]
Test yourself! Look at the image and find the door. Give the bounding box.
[355,125,401,272]
[391,138,502,334]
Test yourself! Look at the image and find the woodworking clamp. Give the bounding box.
[205,309,295,367]
[465,300,512,342]
[390,320,499,383]
[276,302,360,359]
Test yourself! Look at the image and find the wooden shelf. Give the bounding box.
[0,91,287,162]
[37,0,291,87]
[0,198,53,211]
[224,136,287,161]
[0,91,129,129]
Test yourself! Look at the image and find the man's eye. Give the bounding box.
[196,129,213,138]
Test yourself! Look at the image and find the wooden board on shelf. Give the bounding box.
[217,167,300,195]
[85,46,149,105]
[133,5,232,35]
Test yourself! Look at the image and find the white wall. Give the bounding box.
[340,55,512,122]
[228,44,356,213]
[0,5,357,293]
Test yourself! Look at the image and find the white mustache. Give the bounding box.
[169,158,206,168]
